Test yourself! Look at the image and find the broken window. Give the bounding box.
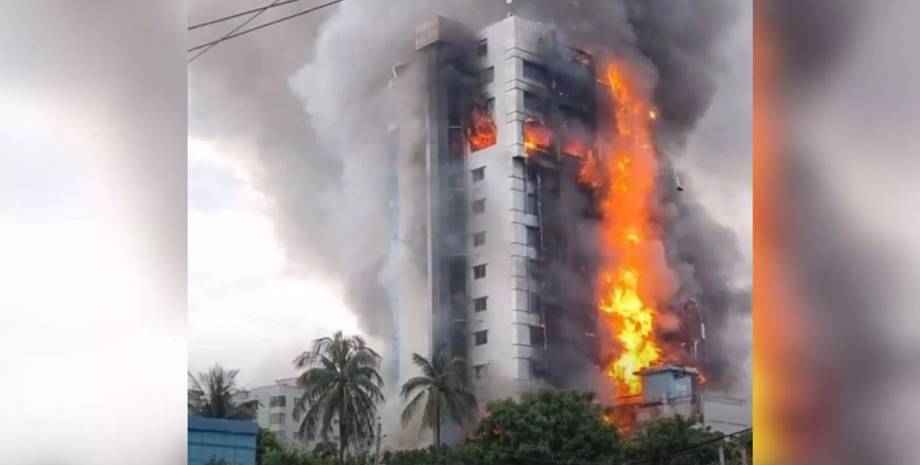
[477,39,488,57]
[530,325,546,347]
[481,67,495,85]
[523,60,550,87]
[472,167,485,182]
[472,199,486,214]
[526,226,541,248]
[473,364,489,379]
[473,264,487,279]
[526,194,539,216]
[523,91,544,113]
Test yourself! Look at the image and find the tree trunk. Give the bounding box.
[338,405,346,464]
[434,392,441,452]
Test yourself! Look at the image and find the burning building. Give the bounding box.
[381,13,747,443]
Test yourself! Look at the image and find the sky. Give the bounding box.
[187,135,360,388]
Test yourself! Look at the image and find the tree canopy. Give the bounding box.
[400,343,478,447]
[294,331,385,463]
[188,364,260,420]
[463,388,623,465]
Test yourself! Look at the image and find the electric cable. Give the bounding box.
[187,0,344,56]
[188,0,311,30]
[189,0,284,63]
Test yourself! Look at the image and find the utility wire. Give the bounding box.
[187,0,344,55]
[188,0,309,31]
[189,0,283,63]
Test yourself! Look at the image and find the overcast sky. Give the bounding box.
[187,135,360,388]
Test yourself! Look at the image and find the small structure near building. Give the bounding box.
[614,365,751,435]
[188,417,258,465]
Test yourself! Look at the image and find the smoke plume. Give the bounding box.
[189,0,751,413]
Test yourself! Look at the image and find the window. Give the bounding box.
[269,396,286,407]
[474,330,489,346]
[477,39,488,57]
[526,226,541,247]
[473,364,489,379]
[474,296,488,312]
[526,194,539,215]
[473,264,487,279]
[473,231,486,247]
[523,91,543,112]
[530,325,546,347]
[528,292,542,314]
[269,413,286,425]
[486,97,496,118]
[481,67,495,84]
[449,172,464,188]
[523,60,549,86]
[292,408,300,422]
[472,199,486,214]
[472,167,485,182]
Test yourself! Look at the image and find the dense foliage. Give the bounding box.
[460,389,623,465]
[188,364,260,420]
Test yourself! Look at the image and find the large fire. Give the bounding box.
[582,61,663,397]
[467,107,497,152]
[523,119,553,155]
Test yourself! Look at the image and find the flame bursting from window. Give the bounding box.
[523,119,553,155]
[467,107,497,152]
[580,61,663,397]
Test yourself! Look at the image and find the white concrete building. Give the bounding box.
[392,14,600,412]
[234,378,341,448]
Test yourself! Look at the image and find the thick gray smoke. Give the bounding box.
[189,0,751,400]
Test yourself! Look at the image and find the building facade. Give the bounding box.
[188,417,258,465]
[233,378,340,449]
[398,14,601,410]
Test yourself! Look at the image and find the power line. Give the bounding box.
[187,0,344,55]
[188,0,309,31]
[189,0,284,63]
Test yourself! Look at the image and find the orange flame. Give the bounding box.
[523,119,552,155]
[583,61,663,397]
[467,107,497,152]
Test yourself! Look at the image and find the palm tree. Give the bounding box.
[188,364,260,420]
[293,331,385,463]
[400,343,478,448]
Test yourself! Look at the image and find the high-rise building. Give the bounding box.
[387,14,602,413]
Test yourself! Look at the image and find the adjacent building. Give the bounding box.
[233,378,340,449]
[615,365,751,435]
[188,417,258,465]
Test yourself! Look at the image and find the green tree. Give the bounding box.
[293,331,385,463]
[257,428,284,465]
[188,364,260,420]
[313,441,338,460]
[400,343,478,448]
[625,416,722,465]
[463,388,622,465]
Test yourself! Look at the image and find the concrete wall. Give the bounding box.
[188,417,258,465]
